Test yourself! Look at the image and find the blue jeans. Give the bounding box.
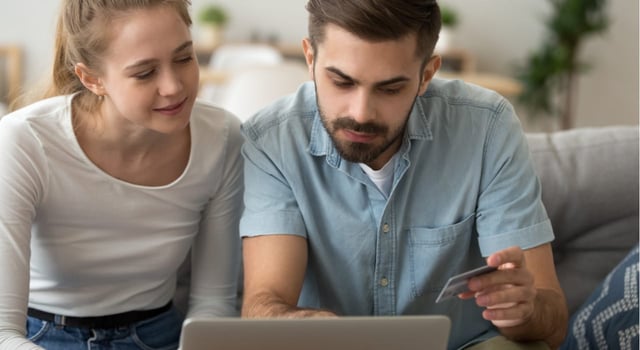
[27,306,183,350]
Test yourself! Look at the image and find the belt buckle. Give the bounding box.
[54,314,67,329]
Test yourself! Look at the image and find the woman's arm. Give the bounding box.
[0,117,47,350]
[186,114,244,318]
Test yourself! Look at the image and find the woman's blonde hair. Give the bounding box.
[16,0,192,112]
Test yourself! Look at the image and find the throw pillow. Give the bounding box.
[560,245,639,349]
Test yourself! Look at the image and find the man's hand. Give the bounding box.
[459,246,535,327]
[459,244,568,348]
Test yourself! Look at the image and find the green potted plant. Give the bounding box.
[435,5,459,54]
[197,4,229,48]
[516,0,608,129]
[440,6,459,28]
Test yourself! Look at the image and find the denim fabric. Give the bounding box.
[27,306,183,350]
[240,79,554,350]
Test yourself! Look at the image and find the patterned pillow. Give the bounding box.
[561,245,639,350]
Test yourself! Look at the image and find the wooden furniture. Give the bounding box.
[0,45,22,107]
[437,71,523,96]
[198,44,523,97]
[199,67,522,98]
[438,48,475,73]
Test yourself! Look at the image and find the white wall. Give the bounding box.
[191,0,308,45]
[1,0,637,130]
[0,1,59,88]
[441,0,639,129]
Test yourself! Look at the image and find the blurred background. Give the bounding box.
[0,0,637,131]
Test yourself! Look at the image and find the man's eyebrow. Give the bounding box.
[125,41,193,71]
[326,66,357,83]
[325,66,410,87]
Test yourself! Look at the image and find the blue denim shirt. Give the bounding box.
[240,79,554,349]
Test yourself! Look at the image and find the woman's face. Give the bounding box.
[95,5,199,135]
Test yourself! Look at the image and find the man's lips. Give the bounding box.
[342,129,378,143]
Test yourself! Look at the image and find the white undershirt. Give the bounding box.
[359,154,398,197]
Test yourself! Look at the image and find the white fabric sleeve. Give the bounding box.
[0,117,47,350]
[186,114,244,318]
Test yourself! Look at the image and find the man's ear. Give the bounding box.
[74,63,106,96]
[418,55,441,95]
[302,38,315,80]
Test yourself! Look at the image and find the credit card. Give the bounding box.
[435,265,497,303]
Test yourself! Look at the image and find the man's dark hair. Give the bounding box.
[306,0,441,62]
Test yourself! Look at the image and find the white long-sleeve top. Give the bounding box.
[0,95,244,349]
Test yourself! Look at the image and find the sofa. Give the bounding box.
[526,125,639,315]
[174,124,640,346]
[527,125,639,348]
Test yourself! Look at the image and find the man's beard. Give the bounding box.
[319,111,400,164]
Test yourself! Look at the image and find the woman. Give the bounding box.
[0,1,243,349]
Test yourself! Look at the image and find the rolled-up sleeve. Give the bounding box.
[475,101,554,256]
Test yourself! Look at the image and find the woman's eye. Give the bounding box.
[176,56,194,64]
[134,69,155,80]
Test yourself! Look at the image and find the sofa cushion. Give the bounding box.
[526,125,639,314]
[560,245,639,349]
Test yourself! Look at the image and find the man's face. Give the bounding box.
[303,24,439,169]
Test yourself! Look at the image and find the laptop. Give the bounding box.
[179,315,451,350]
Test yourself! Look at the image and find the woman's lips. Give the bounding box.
[154,98,187,115]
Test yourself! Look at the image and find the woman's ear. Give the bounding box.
[302,38,315,80]
[418,55,442,95]
[74,63,106,96]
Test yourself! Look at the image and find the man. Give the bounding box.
[239,0,568,348]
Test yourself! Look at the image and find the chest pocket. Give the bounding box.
[406,214,475,297]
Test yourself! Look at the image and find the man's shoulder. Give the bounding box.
[420,78,508,114]
[414,78,518,135]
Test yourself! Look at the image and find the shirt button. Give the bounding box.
[382,223,390,233]
[380,277,389,287]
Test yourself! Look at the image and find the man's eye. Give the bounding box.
[380,87,401,95]
[333,80,353,88]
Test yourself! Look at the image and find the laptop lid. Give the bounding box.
[179,315,451,350]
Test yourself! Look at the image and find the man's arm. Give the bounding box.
[241,234,337,318]
[460,244,568,348]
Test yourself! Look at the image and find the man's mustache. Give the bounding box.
[332,117,387,134]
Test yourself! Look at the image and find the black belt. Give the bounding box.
[27,301,172,329]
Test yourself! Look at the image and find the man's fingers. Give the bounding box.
[468,268,532,292]
[487,245,525,268]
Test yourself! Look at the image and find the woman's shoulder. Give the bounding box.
[0,95,72,141]
[190,99,243,149]
[1,95,71,128]
[6,95,70,117]
[192,99,241,131]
